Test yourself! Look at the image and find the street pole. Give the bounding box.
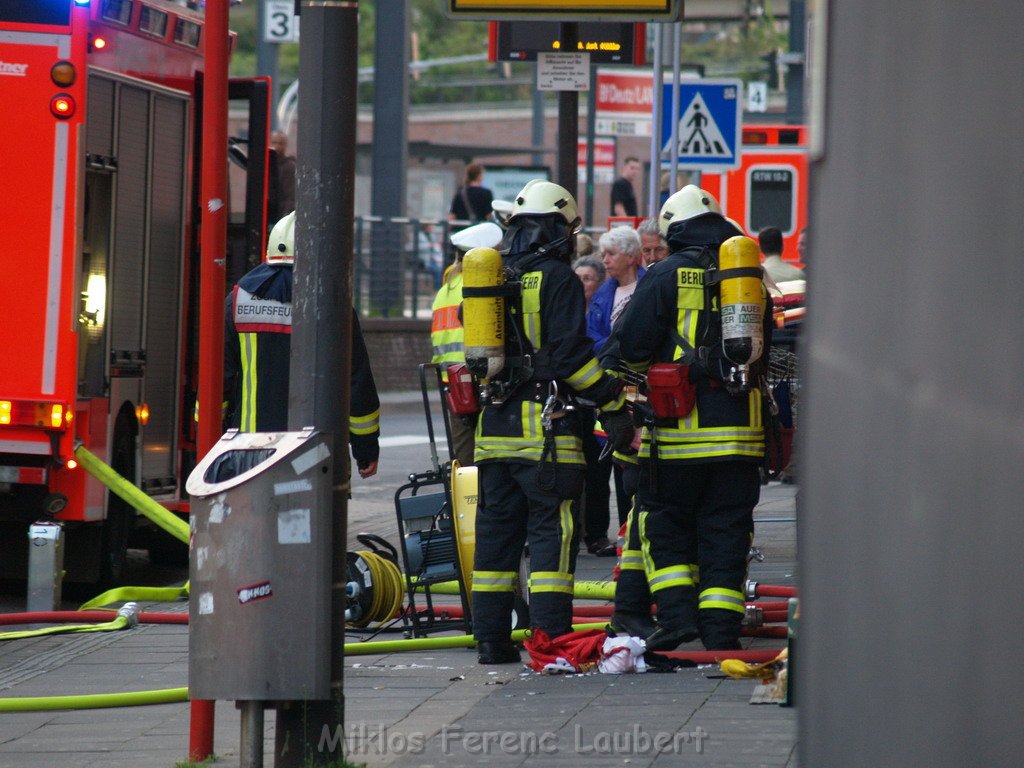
[190,0,229,760]
[584,63,596,227]
[255,0,281,129]
[556,22,579,197]
[276,0,358,764]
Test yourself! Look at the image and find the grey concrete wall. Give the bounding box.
[800,1,1024,765]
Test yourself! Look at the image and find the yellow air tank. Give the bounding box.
[719,235,765,369]
[461,247,506,379]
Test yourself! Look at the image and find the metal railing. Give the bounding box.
[353,216,460,319]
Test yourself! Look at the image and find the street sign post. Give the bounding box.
[661,79,743,170]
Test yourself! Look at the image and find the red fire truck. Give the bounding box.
[702,124,808,265]
[0,0,269,584]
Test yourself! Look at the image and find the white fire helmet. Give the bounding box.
[266,211,296,264]
[509,180,580,226]
[450,221,503,253]
[658,185,722,236]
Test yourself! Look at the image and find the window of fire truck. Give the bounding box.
[101,0,133,26]
[747,166,797,236]
[138,5,167,38]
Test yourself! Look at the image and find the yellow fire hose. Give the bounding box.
[80,585,189,611]
[417,579,617,602]
[0,623,608,711]
[0,687,189,713]
[0,613,131,642]
[74,444,190,544]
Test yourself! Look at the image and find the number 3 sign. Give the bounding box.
[264,1,300,43]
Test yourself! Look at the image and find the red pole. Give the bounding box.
[191,0,229,761]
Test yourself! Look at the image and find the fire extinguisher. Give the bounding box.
[718,235,765,391]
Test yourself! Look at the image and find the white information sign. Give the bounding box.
[264,1,300,43]
[747,81,768,113]
[537,52,590,91]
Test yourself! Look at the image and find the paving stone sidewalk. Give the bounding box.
[0,484,797,768]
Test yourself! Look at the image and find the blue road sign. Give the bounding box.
[661,79,742,170]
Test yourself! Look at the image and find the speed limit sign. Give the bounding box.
[264,0,300,43]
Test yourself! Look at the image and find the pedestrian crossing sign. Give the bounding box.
[661,79,743,170]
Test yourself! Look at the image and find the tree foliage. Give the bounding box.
[228,1,787,104]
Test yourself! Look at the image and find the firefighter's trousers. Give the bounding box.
[472,461,584,644]
[637,459,759,649]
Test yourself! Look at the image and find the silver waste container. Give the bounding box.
[187,428,332,700]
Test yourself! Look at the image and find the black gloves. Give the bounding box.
[600,407,635,455]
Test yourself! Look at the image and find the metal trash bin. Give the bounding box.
[186,428,332,700]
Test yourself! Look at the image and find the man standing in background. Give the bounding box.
[610,156,641,218]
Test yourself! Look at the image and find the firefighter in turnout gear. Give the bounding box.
[223,211,381,477]
[608,186,772,651]
[469,181,634,665]
[431,222,504,466]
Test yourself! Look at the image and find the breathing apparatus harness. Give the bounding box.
[458,220,584,489]
[624,237,770,488]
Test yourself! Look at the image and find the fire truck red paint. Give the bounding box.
[0,1,264,584]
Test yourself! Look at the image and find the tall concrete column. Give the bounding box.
[800,2,1024,765]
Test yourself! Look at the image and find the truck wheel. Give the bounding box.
[99,404,137,587]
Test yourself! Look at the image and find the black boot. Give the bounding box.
[608,611,657,639]
[645,624,700,652]
[699,608,743,651]
[477,641,521,665]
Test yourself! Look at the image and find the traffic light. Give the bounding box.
[761,48,782,90]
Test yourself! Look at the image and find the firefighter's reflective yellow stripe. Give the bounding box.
[192,401,230,423]
[638,509,655,577]
[565,357,603,391]
[647,425,764,441]
[620,549,644,571]
[598,387,627,413]
[474,435,585,464]
[749,390,762,427]
[648,564,696,592]
[523,401,542,440]
[239,332,258,432]
[350,408,380,436]
[673,307,699,361]
[431,340,463,360]
[528,570,574,595]
[699,587,746,613]
[472,571,517,592]
[557,499,574,574]
[639,440,763,461]
[520,270,543,348]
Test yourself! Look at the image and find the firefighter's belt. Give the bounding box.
[461,284,521,298]
[705,266,763,286]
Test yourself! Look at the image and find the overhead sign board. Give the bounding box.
[492,22,644,65]
[447,0,682,22]
[661,79,743,170]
